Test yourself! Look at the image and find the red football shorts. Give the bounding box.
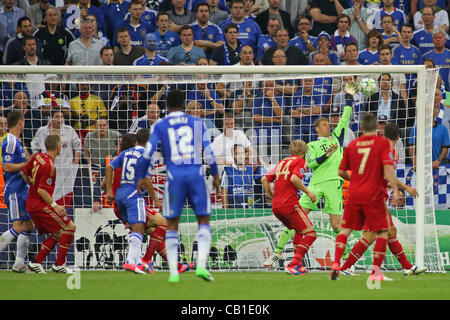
[362,204,394,231]
[26,198,72,235]
[342,198,391,232]
[273,204,313,232]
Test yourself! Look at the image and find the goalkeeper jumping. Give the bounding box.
[264,81,359,268]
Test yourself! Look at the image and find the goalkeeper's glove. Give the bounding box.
[344,81,359,106]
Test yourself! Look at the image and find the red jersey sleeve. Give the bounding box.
[22,154,35,178]
[292,157,306,180]
[36,162,55,195]
[264,164,278,183]
[381,138,395,167]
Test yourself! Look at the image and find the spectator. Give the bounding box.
[33,7,75,65]
[3,90,39,149]
[31,108,82,208]
[221,144,255,209]
[357,29,383,65]
[186,73,225,128]
[84,118,121,167]
[100,0,129,44]
[0,81,28,111]
[191,2,225,59]
[210,23,242,65]
[14,35,49,109]
[342,0,371,51]
[309,0,350,36]
[256,17,280,64]
[34,74,70,126]
[63,0,106,38]
[211,112,252,165]
[330,14,358,61]
[372,0,407,31]
[168,0,196,33]
[377,115,406,164]
[100,45,114,65]
[218,0,262,51]
[423,28,450,91]
[309,31,340,65]
[341,41,359,65]
[217,45,263,99]
[243,0,257,20]
[112,0,154,50]
[380,14,400,48]
[185,100,221,140]
[409,94,450,169]
[260,28,308,65]
[207,0,229,25]
[86,13,110,47]
[411,6,438,56]
[3,16,43,65]
[167,24,206,65]
[289,15,318,58]
[392,23,424,92]
[254,0,294,38]
[329,104,356,148]
[70,82,108,131]
[378,44,408,103]
[245,146,270,208]
[26,0,60,31]
[133,33,169,65]
[129,103,161,134]
[413,0,449,31]
[366,73,407,132]
[0,0,25,62]
[152,11,181,59]
[253,80,284,149]
[280,0,308,27]
[411,0,448,16]
[66,18,103,66]
[113,27,145,65]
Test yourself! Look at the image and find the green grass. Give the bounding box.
[1,270,449,300]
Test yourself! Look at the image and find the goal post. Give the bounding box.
[0,64,444,273]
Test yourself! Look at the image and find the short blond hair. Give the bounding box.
[290,139,307,156]
[186,100,202,110]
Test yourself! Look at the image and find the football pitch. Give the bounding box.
[0,270,449,300]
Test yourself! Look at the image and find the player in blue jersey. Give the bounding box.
[133,33,169,66]
[219,0,262,51]
[137,89,221,283]
[105,129,156,274]
[0,110,33,273]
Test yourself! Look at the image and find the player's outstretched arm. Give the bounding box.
[395,178,418,198]
[291,175,316,203]
[2,161,27,173]
[384,164,401,205]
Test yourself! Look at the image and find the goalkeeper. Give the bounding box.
[264,81,358,268]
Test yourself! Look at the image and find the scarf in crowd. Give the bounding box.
[333,30,352,58]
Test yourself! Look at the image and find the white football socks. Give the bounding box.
[196,224,211,269]
[127,232,143,265]
[15,231,30,266]
[165,230,179,276]
[0,228,19,252]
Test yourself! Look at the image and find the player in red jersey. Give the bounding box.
[102,133,194,274]
[339,122,428,276]
[21,135,76,274]
[261,140,317,275]
[331,113,401,281]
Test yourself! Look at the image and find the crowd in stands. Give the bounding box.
[0,0,450,210]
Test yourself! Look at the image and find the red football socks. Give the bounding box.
[334,234,348,265]
[56,230,74,266]
[372,237,388,274]
[34,236,58,264]
[288,231,316,267]
[341,237,371,271]
[388,236,413,270]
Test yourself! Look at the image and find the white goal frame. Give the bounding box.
[0,64,436,271]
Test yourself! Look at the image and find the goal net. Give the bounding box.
[0,65,445,273]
